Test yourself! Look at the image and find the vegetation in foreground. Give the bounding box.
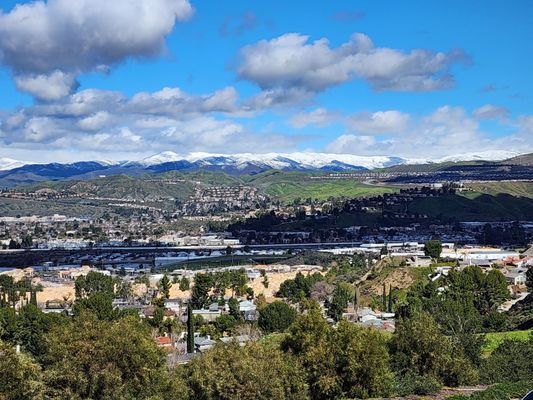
[0,257,532,399]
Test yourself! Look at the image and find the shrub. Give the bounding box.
[395,373,441,396]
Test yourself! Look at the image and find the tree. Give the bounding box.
[43,314,172,399]
[75,271,115,298]
[228,297,242,320]
[283,307,392,399]
[0,340,44,400]
[179,277,190,291]
[389,312,478,387]
[424,240,442,259]
[527,267,533,290]
[258,301,297,333]
[332,321,393,398]
[190,273,213,309]
[158,274,171,299]
[327,284,352,322]
[187,303,194,354]
[185,342,308,400]
[73,292,117,320]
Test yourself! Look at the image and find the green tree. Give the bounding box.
[424,240,442,259]
[190,273,213,309]
[179,277,190,291]
[185,342,308,400]
[389,312,478,387]
[43,314,172,400]
[283,306,392,399]
[75,271,115,298]
[187,303,194,354]
[258,301,297,333]
[73,292,117,321]
[332,321,393,398]
[327,283,352,322]
[158,274,171,299]
[0,340,44,400]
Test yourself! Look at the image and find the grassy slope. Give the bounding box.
[243,170,398,202]
[482,329,532,355]
[408,193,533,220]
[464,181,533,199]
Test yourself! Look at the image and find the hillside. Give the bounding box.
[408,193,533,220]
[502,152,533,166]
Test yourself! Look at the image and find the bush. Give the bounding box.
[447,380,533,400]
[481,336,533,383]
[395,373,441,396]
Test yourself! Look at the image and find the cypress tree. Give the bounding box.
[388,285,393,313]
[30,288,37,306]
[382,283,386,311]
[187,303,194,353]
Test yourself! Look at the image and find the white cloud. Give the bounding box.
[238,32,468,95]
[290,108,409,134]
[0,0,193,99]
[14,70,78,101]
[0,86,303,156]
[290,108,336,128]
[473,104,509,120]
[326,105,533,158]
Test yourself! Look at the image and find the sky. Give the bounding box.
[0,0,532,163]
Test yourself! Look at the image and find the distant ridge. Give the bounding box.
[0,150,524,187]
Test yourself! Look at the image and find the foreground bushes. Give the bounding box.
[448,381,533,400]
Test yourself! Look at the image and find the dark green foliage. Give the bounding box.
[424,240,442,258]
[258,301,297,333]
[74,271,115,298]
[390,312,478,387]
[326,283,352,321]
[394,373,441,396]
[187,304,194,354]
[283,308,393,399]
[481,335,533,384]
[277,272,324,302]
[190,273,214,309]
[42,314,175,400]
[179,276,190,291]
[73,292,117,320]
[158,274,171,299]
[448,380,533,400]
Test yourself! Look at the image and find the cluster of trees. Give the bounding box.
[402,266,511,333]
[0,275,41,308]
[190,269,250,309]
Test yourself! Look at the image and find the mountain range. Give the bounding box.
[0,150,525,188]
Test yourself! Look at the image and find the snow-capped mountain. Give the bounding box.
[433,150,519,163]
[0,150,525,188]
[136,151,413,170]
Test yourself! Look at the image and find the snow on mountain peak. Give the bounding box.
[0,157,28,171]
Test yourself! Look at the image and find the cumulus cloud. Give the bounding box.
[237,32,469,98]
[290,108,337,128]
[326,105,533,158]
[290,108,409,134]
[0,85,302,157]
[0,0,193,99]
[473,104,509,120]
[14,71,79,101]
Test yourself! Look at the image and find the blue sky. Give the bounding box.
[0,0,531,163]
